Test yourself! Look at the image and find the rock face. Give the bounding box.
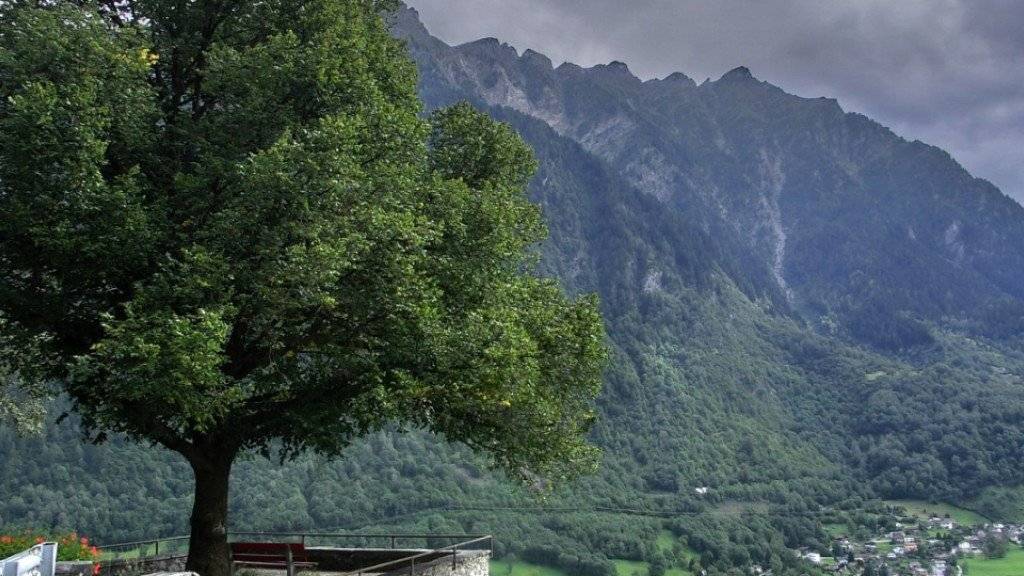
[394,5,1024,350]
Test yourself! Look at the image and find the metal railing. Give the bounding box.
[333,535,493,576]
[96,532,493,567]
[96,536,190,561]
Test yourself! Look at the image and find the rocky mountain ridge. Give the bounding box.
[396,4,1024,350]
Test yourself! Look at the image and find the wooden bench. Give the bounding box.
[230,542,317,576]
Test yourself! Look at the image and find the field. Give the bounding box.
[823,523,848,538]
[613,559,649,576]
[609,531,697,576]
[885,500,989,525]
[962,546,1024,576]
[710,501,771,518]
[490,531,695,576]
[655,531,676,552]
[611,559,691,576]
[490,558,692,576]
[490,560,570,576]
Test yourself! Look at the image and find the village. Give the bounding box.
[798,509,1023,576]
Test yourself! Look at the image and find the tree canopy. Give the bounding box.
[0,1,606,573]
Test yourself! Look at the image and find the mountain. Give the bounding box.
[391,2,1024,497]
[395,5,1024,351]
[4,6,1024,576]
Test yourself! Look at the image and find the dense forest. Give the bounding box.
[4,4,1024,576]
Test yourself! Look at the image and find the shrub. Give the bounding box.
[0,531,102,564]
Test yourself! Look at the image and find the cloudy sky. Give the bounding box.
[410,0,1024,204]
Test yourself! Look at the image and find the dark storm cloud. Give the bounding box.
[410,0,1024,203]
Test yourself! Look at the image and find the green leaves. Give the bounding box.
[0,0,605,488]
[73,306,237,434]
[429,103,538,191]
[0,2,158,361]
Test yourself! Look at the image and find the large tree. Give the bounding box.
[0,1,606,574]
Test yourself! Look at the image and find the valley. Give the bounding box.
[3,3,1024,576]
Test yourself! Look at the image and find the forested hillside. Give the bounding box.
[392,2,1024,501]
[4,4,1024,576]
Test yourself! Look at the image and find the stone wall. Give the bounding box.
[56,561,96,576]
[99,554,187,576]
[382,550,489,576]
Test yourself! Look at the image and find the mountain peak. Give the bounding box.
[607,60,634,75]
[718,66,756,82]
[462,36,503,49]
[522,48,553,70]
[555,61,584,75]
[390,3,432,42]
[458,37,520,61]
[588,60,640,82]
[655,71,697,88]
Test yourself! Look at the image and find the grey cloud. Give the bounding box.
[409,0,1024,203]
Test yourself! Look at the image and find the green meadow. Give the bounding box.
[886,500,989,526]
[490,560,571,576]
[962,546,1024,576]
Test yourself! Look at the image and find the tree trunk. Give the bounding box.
[185,451,235,576]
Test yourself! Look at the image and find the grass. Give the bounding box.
[655,530,698,572]
[613,559,649,576]
[491,531,695,576]
[612,558,692,576]
[885,499,989,526]
[490,560,570,576]
[823,523,848,538]
[711,500,770,518]
[874,541,893,555]
[613,532,696,576]
[655,531,676,553]
[962,546,1024,576]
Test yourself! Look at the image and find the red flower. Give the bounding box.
[92,563,101,576]
[81,537,89,546]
